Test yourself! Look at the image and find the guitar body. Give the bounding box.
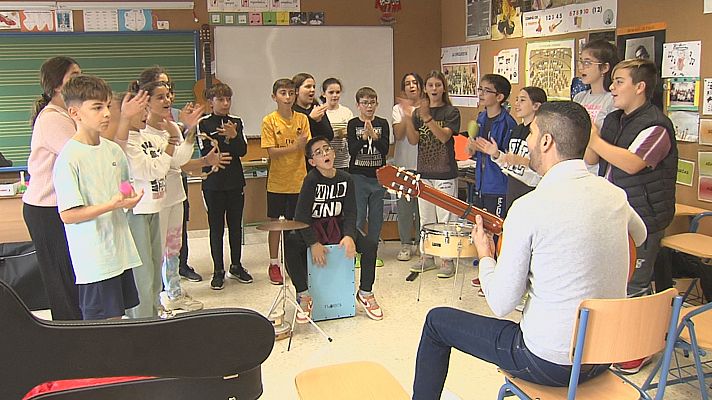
[194,24,221,111]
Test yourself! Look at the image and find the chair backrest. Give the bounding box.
[571,288,678,364]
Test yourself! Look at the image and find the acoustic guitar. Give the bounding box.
[376,165,637,281]
[193,24,222,111]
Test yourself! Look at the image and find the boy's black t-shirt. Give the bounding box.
[506,123,535,208]
[293,103,334,141]
[197,113,247,191]
[346,116,390,178]
[294,168,357,246]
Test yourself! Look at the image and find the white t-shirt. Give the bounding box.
[573,90,615,129]
[125,129,173,214]
[392,104,418,170]
[141,123,194,208]
[53,138,141,284]
[327,104,354,169]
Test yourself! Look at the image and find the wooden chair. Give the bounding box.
[0,279,275,400]
[294,361,409,400]
[497,289,683,400]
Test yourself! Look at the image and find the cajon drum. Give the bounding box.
[307,245,356,322]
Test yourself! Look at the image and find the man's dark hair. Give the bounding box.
[534,101,591,160]
[305,136,330,159]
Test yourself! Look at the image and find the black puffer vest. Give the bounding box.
[598,102,678,234]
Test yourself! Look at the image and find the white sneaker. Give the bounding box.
[160,291,204,312]
[397,245,412,261]
[437,260,456,279]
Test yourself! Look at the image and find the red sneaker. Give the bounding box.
[268,264,283,285]
[613,356,653,375]
[471,277,481,287]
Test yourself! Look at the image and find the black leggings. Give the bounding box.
[22,203,82,320]
[202,188,244,272]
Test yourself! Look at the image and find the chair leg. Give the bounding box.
[642,353,664,391]
[687,321,710,400]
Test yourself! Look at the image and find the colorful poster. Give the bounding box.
[699,119,712,146]
[20,11,55,32]
[677,159,695,187]
[0,11,20,30]
[493,48,519,84]
[699,176,712,202]
[466,0,492,41]
[56,10,73,32]
[566,0,616,32]
[118,9,152,31]
[491,0,524,40]
[523,6,568,37]
[271,0,300,12]
[526,39,574,100]
[441,44,481,107]
[703,79,712,116]
[669,111,700,143]
[83,10,119,32]
[699,152,712,176]
[666,78,700,111]
[662,41,702,78]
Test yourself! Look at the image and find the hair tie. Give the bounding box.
[41,93,51,102]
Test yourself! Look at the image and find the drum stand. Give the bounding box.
[266,229,332,351]
[415,226,468,302]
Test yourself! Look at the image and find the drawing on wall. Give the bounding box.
[0,11,20,29]
[662,41,702,78]
[442,44,481,107]
[526,39,574,100]
[494,48,519,84]
[617,26,666,108]
[20,11,55,32]
[491,0,524,40]
[669,110,699,143]
[466,0,492,41]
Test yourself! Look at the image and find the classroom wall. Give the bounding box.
[441,0,712,209]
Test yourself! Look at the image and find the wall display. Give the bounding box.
[466,0,492,41]
[525,39,574,100]
[83,10,119,32]
[666,77,699,111]
[669,110,699,143]
[677,159,695,186]
[616,23,666,108]
[208,0,299,12]
[705,0,712,14]
[491,0,524,40]
[55,10,74,32]
[523,5,568,37]
[662,41,701,79]
[522,0,616,38]
[118,9,152,32]
[441,44,481,107]
[271,0,300,12]
[700,119,712,146]
[0,11,21,29]
[699,152,712,176]
[703,79,712,116]
[20,11,55,32]
[699,176,712,202]
[493,48,519,84]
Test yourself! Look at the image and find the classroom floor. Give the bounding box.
[34,227,709,399]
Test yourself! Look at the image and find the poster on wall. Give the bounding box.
[56,10,74,32]
[466,0,492,41]
[700,119,712,146]
[616,23,666,108]
[20,11,55,32]
[703,79,712,116]
[0,11,20,29]
[525,39,574,100]
[83,10,119,32]
[494,48,519,84]
[662,41,702,78]
[669,110,699,143]
[705,0,712,14]
[677,159,695,187]
[700,176,712,202]
[666,78,700,111]
[522,6,568,37]
[441,44,481,107]
[118,9,152,31]
[491,0,524,40]
[567,0,616,32]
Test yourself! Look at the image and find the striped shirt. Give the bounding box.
[605,125,671,180]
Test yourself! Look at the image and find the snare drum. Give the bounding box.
[421,223,477,258]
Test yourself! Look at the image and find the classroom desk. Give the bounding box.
[0,195,30,244]
[186,176,268,231]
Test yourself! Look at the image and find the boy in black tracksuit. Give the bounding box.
[197,83,251,290]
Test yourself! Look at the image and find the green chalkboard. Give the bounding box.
[0,31,198,168]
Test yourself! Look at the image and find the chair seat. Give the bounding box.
[499,369,641,400]
[661,233,712,259]
[295,361,409,400]
[679,306,712,348]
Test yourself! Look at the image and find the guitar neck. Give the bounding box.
[204,42,213,88]
[417,184,503,234]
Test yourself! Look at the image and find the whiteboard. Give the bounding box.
[214,26,394,138]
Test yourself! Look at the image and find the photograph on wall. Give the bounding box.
[494,48,519,84]
[662,41,702,78]
[624,36,655,61]
[699,119,712,146]
[666,77,699,111]
[677,159,695,187]
[617,24,666,108]
[442,44,481,107]
[466,0,492,41]
[0,11,20,29]
[20,11,55,32]
[491,0,524,40]
[526,39,574,100]
[669,110,699,143]
[56,10,74,32]
[700,176,712,203]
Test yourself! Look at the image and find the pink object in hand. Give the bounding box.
[119,181,134,196]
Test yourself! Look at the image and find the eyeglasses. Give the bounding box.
[312,144,334,158]
[359,100,377,107]
[577,59,603,68]
[477,87,498,95]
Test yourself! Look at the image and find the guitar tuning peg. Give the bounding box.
[397,167,405,172]
[386,189,397,195]
[415,173,421,181]
[397,191,403,199]
[405,194,411,201]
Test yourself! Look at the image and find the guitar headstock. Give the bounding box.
[376,165,421,201]
[199,24,211,44]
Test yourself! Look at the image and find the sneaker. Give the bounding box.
[477,288,485,297]
[227,265,253,284]
[471,277,481,287]
[158,305,173,319]
[179,265,203,282]
[296,294,313,324]
[160,291,204,312]
[210,271,225,290]
[356,291,384,321]
[355,253,361,269]
[437,260,456,278]
[268,264,283,285]
[397,245,412,261]
[376,258,384,268]
[613,356,653,375]
[409,256,437,273]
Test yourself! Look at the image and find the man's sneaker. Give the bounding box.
[437,260,456,279]
[160,291,204,312]
[397,245,412,261]
[296,294,313,324]
[179,265,203,282]
[210,271,225,290]
[227,265,253,284]
[376,258,384,268]
[471,277,481,287]
[612,356,653,375]
[356,291,384,320]
[409,256,437,273]
[268,264,283,285]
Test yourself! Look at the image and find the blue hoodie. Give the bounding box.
[473,109,516,195]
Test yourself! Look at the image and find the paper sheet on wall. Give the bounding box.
[699,151,712,202]
[56,10,73,32]
[525,39,574,100]
[0,11,21,29]
[669,111,700,143]
[466,0,492,41]
[699,119,712,146]
[522,0,616,38]
[677,159,695,186]
[702,78,712,116]
[20,11,55,32]
[706,0,712,14]
[83,10,119,32]
[441,44,480,107]
[662,41,701,78]
[493,48,519,84]
[118,9,152,31]
[491,0,524,40]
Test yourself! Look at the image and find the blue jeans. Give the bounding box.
[351,174,385,244]
[412,307,609,399]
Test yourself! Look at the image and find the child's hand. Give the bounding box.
[180,103,205,131]
[339,236,356,259]
[466,136,477,156]
[112,189,144,210]
[217,120,238,139]
[474,137,499,157]
[396,97,415,117]
[416,98,431,120]
[500,152,529,167]
[363,120,377,139]
[309,104,328,122]
[310,243,328,266]
[120,90,149,120]
[295,129,308,149]
[205,147,232,169]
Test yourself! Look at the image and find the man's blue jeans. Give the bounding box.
[412,307,609,399]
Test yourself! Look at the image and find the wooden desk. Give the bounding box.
[675,203,709,217]
[186,176,267,231]
[0,195,30,243]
